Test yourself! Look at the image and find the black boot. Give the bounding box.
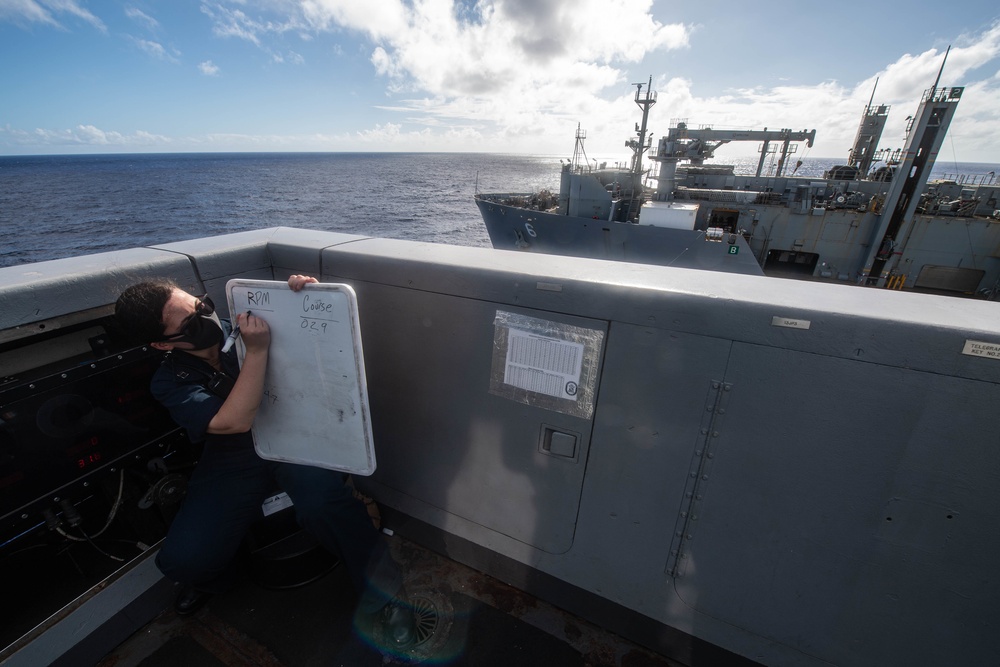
[174,585,212,616]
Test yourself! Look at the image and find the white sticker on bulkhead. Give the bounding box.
[489,311,604,419]
[771,316,811,330]
[503,328,585,401]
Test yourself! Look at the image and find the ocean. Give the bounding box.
[2,152,997,268]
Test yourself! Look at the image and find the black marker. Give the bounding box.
[221,310,251,353]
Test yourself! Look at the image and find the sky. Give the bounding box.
[2,1,999,162]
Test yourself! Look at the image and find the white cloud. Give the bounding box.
[200,2,314,66]
[718,25,1000,160]
[354,121,402,141]
[351,122,483,149]
[7,3,998,160]
[200,1,306,45]
[298,0,687,99]
[131,37,180,62]
[0,0,56,27]
[567,22,1000,162]
[271,50,305,65]
[0,124,171,147]
[370,46,400,78]
[273,0,692,152]
[190,122,487,152]
[190,3,995,160]
[124,5,159,30]
[201,2,264,46]
[299,0,408,39]
[199,60,221,76]
[0,0,106,31]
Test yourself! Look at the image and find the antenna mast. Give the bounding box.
[866,77,879,113]
[628,76,657,178]
[932,45,951,91]
[622,76,657,221]
[570,123,590,172]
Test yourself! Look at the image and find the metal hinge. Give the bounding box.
[665,380,733,578]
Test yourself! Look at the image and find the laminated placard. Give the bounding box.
[489,311,604,419]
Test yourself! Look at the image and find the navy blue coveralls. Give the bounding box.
[150,321,401,613]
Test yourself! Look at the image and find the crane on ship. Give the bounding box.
[657,125,817,177]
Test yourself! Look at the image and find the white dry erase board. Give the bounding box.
[225,279,376,475]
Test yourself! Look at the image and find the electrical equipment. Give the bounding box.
[0,345,180,541]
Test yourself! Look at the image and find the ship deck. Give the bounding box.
[95,532,682,667]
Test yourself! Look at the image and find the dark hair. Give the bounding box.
[114,279,179,345]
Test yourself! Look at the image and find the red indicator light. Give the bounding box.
[76,452,102,469]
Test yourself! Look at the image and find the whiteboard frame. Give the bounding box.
[225,279,376,475]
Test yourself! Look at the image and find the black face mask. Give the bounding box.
[171,312,224,350]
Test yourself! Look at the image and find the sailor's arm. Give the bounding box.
[206,275,316,434]
[206,312,269,434]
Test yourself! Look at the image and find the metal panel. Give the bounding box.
[0,248,197,332]
[150,228,275,282]
[913,264,985,292]
[354,282,606,554]
[674,342,1000,666]
[559,322,734,612]
[267,227,368,279]
[0,550,167,667]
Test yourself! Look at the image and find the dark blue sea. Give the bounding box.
[1,152,997,268]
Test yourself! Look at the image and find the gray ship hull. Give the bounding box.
[478,188,1000,294]
[475,196,765,275]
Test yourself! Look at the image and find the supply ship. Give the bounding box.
[476,60,1000,298]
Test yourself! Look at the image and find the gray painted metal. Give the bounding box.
[475,196,766,275]
[2,227,998,666]
[322,233,1000,666]
[354,282,605,553]
[0,551,165,666]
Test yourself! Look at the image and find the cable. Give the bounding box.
[54,526,86,542]
[37,468,128,559]
[53,499,126,562]
[76,527,125,562]
[90,468,126,538]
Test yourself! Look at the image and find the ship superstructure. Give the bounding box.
[476,55,1000,298]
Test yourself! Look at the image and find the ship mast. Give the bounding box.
[847,78,890,177]
[624,77,657,221]
[861,46,962,287]
[570,123,590,172]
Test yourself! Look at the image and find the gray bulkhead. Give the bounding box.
[2,227,998,666]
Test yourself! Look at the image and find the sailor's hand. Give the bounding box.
[288,274,318,291]
[238,311,270,353]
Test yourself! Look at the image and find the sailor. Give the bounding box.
[114,274,416,648]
